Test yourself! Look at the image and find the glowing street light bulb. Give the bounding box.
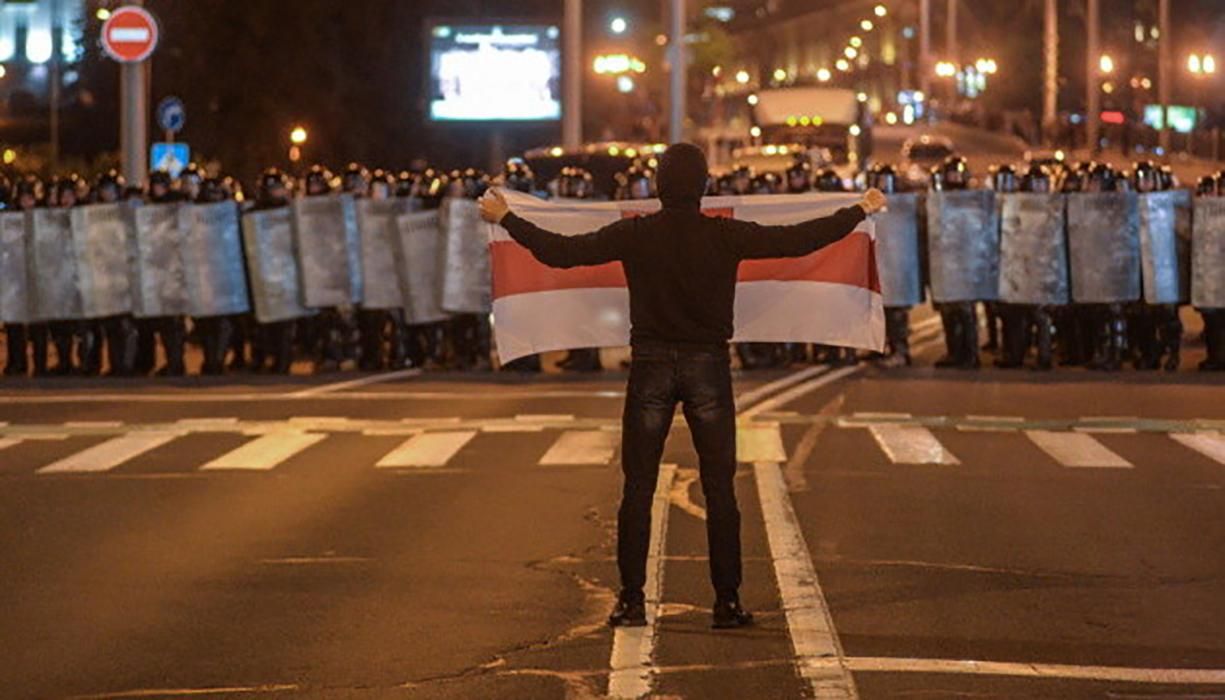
[290,126,308,145]
[860,19,874,31]
[1205,55,1217,74]
[749,126,762,138]
[844,47,858,59]
[1099,54,1114,74]
[835,59,851,72]
[773,68,788,81]
[747,93,759,105]
[874,4,888,17]
[96,7,111,20]
[610,17,628,34]
[850,36,863,48]
[816,67,832,82]
[735,69,750,84]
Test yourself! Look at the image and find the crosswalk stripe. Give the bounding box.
[0,437,23,452]
[1170,432,1225,466]
[37,432,181,474]
[737,424,787,463]
[867,424,959,464]
[201,432,327,471]
[375,431,477,468]
[539,430,618,465]
[1025,430,1132,468]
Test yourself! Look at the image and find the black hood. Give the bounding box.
[657,143,708,209]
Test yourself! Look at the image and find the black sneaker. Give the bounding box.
[607,600,647,628]
[712,599,754,629]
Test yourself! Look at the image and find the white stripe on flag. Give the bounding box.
[110,28,151,42]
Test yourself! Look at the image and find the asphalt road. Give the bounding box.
[2,334,1224,699]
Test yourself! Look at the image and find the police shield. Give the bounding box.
[129,202,189,318]
[29,209,82,321]
[242,207,311,323]
[1067,192,1141,303]
[71,203,133,318]
[292,195,360,308]
[1192,197,1225,308]
[873,192,923,307]
[0,212,32,323]
[439,198,491,314]
[925,189,1000,303]
[341,194,364,304]
[998,193,1069,305]
[1137,190,1190,304]
[182,202,251,317]
[396,210,449,325]
[356,198,408,310]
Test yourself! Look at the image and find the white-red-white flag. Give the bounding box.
[488,189,884,363]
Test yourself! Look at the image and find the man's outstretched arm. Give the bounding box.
[481,189,631,269]
[728,188,887,260]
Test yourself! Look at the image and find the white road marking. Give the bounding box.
[0,437,23,452]
[64,420,124,428]
[736,423,787,462]
[852,411,913,420]
[740,365,861,419]
[1025,430,1133,469]
[284,368,422,397]
[608,463,676,699]
[668,468,706,521]
[175,418,240,429]
[734,364,832,408]
[755,461,858,699]
[539,430,618,465]
[480,424,545,433]
[834,656,1225,685]
[374,431,477,468]
[515,414,576,423]
[867,424,960,465]
[68,684,300,699]
[37,432,181,474]
[1170,432,1225,466]
[201,433,326,471]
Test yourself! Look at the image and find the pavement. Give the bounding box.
[2,312,1224,700]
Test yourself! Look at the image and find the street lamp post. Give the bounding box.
[1187,53,1216,156]
[289,126,307,168]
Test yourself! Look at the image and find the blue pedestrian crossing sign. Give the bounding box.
[150,142,190,178]
[156,96,186,133]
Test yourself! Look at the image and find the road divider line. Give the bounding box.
[67,684,300,699]
[608,463,676,699]
[741,365,861,420]
[867,424,960,465]
[1169,432,1225,466]
[0,437,21,452]
[1025,430,1133,469]
[374,431,477,468]
[201,432,326,471]
[284,369,422,397]
[0,388,623,404]
[735,364,832,408]
[37,431,182,474]
[755,461,858,699]
[539,430,618,465]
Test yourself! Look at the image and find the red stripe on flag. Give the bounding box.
[491,230,879,299]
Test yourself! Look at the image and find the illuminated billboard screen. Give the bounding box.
[428,24,562,122]
[1144,105,1198,134]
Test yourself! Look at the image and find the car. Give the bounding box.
[900,134,957,188]
[718,144,857,185]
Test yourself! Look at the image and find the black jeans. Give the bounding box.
[618,341,741,603]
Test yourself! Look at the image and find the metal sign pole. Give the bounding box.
[120,0,149,186]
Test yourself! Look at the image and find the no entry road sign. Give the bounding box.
[102,6,160,63]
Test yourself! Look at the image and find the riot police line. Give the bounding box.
[1,154,1222,378]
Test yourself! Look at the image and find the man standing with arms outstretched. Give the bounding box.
[480,144,887,629]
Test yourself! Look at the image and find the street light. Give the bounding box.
[290,126,308,145]
[935,61,957,77]
[1188,53,1216,75]
[860,19,874,31]
[735,69,750,84]
[816,67,832,82]
[610,16,628,35]
[1099,54,1115,74]
[874,4,888,17]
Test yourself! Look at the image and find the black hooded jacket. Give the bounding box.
[500,144,866,348]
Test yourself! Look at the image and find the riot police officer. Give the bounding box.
[356,168,398,371]
[1129,160,1181,371]
[785,159,813,194]
[990,164,1026,367]
[250,168,297,374]
[194,176,239,375]
[1194,172,1224,371]
[302,164,351,373]
[0,174,20,376]
[930,156,981,369]
[341,162,371,197]
[45,175,83,375]
[178,163,204,202]
[10,176,45,375]
[867,164,916,367]
[91,170,139,377]
[134,170,189,377]
[1083,163,1130,371]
